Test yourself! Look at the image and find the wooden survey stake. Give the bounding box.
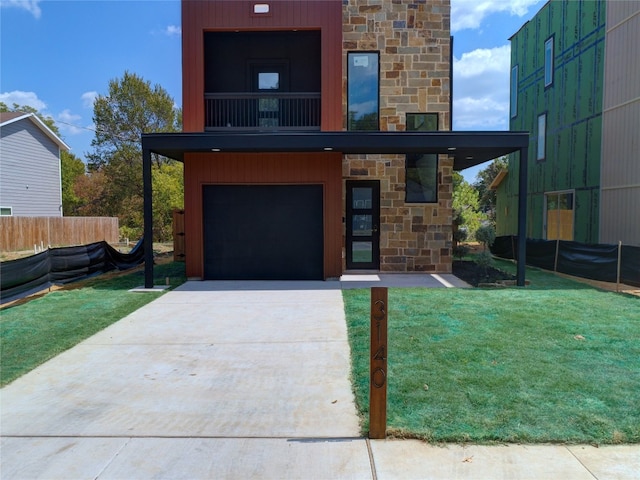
[369,287,388,439]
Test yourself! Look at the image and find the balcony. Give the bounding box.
[205,92,321,131]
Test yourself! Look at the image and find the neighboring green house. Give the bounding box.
[494,0,640,247]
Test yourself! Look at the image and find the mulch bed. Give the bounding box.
[452,260,516,287]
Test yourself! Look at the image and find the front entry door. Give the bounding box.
[346,180,380,269]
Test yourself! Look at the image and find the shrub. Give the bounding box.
[476,224,496,251]
[453,244,471,260]
[475,250,494,272]
[453,225,468,244]
[119,225,141,243]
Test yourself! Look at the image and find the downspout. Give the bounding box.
[143,146,154,288]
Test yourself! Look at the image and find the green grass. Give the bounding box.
[1,262,187,387]
[343,262,640,444]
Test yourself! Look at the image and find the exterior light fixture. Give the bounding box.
[447,147,456,151]
[211,148,221,152]
[254,4,269,14]
[323,147,333,151]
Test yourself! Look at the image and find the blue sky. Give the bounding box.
[1,0,545,184]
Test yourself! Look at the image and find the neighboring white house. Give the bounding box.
[0,112,69,217]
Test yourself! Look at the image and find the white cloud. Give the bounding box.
[0,90,46,111]
[57,109,84,135]
[453,45,511,130]
[451,0,543,32]
[81,91,98,109]
[165,25,181,37]
[454,97,509,130]
[0,0,41,19]
[455,45,511,78]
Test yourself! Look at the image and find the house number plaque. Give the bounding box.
[369,287,388,439]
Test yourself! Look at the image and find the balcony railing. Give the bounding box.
[205,92,321,130]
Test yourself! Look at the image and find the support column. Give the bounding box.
[516,146,528,286]
[143,147,154,288]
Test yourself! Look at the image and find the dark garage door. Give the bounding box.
[203,185,324,280]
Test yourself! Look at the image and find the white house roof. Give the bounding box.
[0,112,70,152]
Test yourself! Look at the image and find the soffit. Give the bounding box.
[142,131,529,171]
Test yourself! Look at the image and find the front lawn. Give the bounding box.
[0,262,187,387]
[343,263,640,444]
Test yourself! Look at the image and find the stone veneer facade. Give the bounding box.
[342,0,453,273]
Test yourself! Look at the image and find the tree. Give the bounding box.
[453,171,486,241]
[473,156,508,223]
[89,71,181,169]
[152,162,184,241]
[60,151,85,214]
[85,71,183,240]
[73,170,111,217]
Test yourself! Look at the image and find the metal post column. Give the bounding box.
[143,147,154,288]
[516,146,528,286]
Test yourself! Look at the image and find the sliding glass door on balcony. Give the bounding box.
[252,63,285,128]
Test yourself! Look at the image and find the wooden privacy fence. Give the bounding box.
[0,217,119,252]
[172,209,185,262]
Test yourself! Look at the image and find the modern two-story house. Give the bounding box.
[142,0,530,285]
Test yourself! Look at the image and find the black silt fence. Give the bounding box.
[490,236,640,287]
[1,239,144,305]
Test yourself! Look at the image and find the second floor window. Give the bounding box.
[347,52,379,130]
[258,72,280,90]
[544,36,554,87]
[510,65,518,118]
[537,113,547,161]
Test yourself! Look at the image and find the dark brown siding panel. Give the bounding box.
[182,0,204,132]
[182,0,342,132]
[184,152,342,279]
[321,0,343,130]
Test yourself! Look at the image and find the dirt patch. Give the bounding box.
[452,260,516,287]
[552,271,640,297]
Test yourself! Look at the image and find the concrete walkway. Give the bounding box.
[1,279,638,479]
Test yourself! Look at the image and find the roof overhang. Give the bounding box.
[489,169,508,190]
[0,112,70,152]
[142,130,529,171]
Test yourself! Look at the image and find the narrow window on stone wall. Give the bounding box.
[405,113,438,203]
[347,52,379,130]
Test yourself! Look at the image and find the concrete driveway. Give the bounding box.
[2,279,638,479]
